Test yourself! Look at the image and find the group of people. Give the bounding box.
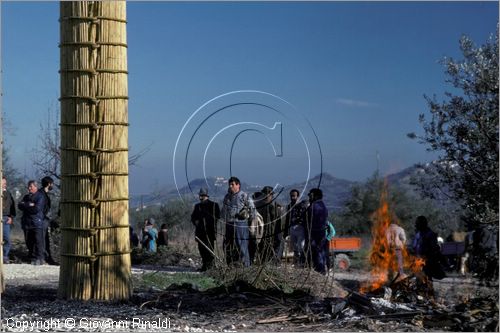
[2,176,57,265]
[0,173,469,284]
[130,218,169,253]
[385,215,446,282]
[190,176,331,274]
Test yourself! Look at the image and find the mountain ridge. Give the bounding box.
[130,168,421,212]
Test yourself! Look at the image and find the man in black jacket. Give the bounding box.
[18,180,47,265]
[2,177,16,264]
[39,176,57,265]
[191,188,220,271]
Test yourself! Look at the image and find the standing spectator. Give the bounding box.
[157,224,169,248]
[249,191,265,263]
[19,181,38,258]
[255,186,283,264]
[284,189,307,266]
[18,180,47,265]
[2,177,16,264]
[325,220,336,271]
[141,218,158,252]
[304,188,328,274]
[129,226,139,248]
[221,176,254,267]
[191,188,220,271]
[39,176,57,265]
[470,224,498,283]
[385,219,407,280]
[413,215,445,280]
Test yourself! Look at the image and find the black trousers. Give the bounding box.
[45,227,54,262]
[26,228,45,261]
[196,235,216,269]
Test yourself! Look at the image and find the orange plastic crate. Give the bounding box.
[329,237,362,252]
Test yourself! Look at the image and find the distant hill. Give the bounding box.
[130,172,358,213]
[130,163,461,224]
[386,165,422,186]
[130,165,453,212]
[282,173,357,212]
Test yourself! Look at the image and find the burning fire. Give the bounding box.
[360,184,425,293]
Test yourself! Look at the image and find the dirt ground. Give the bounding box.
[1,262,498,332]
[1,235,498,332]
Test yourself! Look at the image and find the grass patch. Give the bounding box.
[133,272,219,291]
[206,265,312,294]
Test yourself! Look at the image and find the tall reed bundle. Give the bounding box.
[58,1,131,300]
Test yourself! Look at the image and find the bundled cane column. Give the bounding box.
[58,1,131,300]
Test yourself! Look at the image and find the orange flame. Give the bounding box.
[360,182,425,293]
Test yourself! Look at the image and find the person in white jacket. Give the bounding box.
[386,221,407,279]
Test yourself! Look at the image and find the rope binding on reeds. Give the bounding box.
[59,16,127,23]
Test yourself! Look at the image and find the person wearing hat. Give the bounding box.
[255,186,284,264]
[303,188,328,274]
[191,187,220,271]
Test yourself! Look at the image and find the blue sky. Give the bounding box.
[1,1,498,195]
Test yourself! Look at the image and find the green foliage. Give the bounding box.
[130,198,198,255]
[207,265,298,294]
[334,172,458,239]
[133,271,218,291]
[158,198,193,228]
[130,198,193,229]
[409,31,499,227]
[131,246,185,266]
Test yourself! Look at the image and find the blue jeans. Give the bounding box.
[224,220,250,267]
[3,216,11,260]
[306,237,327,274]
[290,224,305,264]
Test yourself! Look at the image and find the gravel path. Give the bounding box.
[0,264,205,332]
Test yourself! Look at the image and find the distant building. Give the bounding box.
[214,177,228,187]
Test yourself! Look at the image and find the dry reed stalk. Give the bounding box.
[58,1,131,301]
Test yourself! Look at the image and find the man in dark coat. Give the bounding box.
[191,188,220,271]
[19,180,37,258]
[413,215,446,280]
[18,180,47,265]
[304,188,328,274]
[2,176,17,264]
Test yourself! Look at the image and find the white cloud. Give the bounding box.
[336,98,378,108]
